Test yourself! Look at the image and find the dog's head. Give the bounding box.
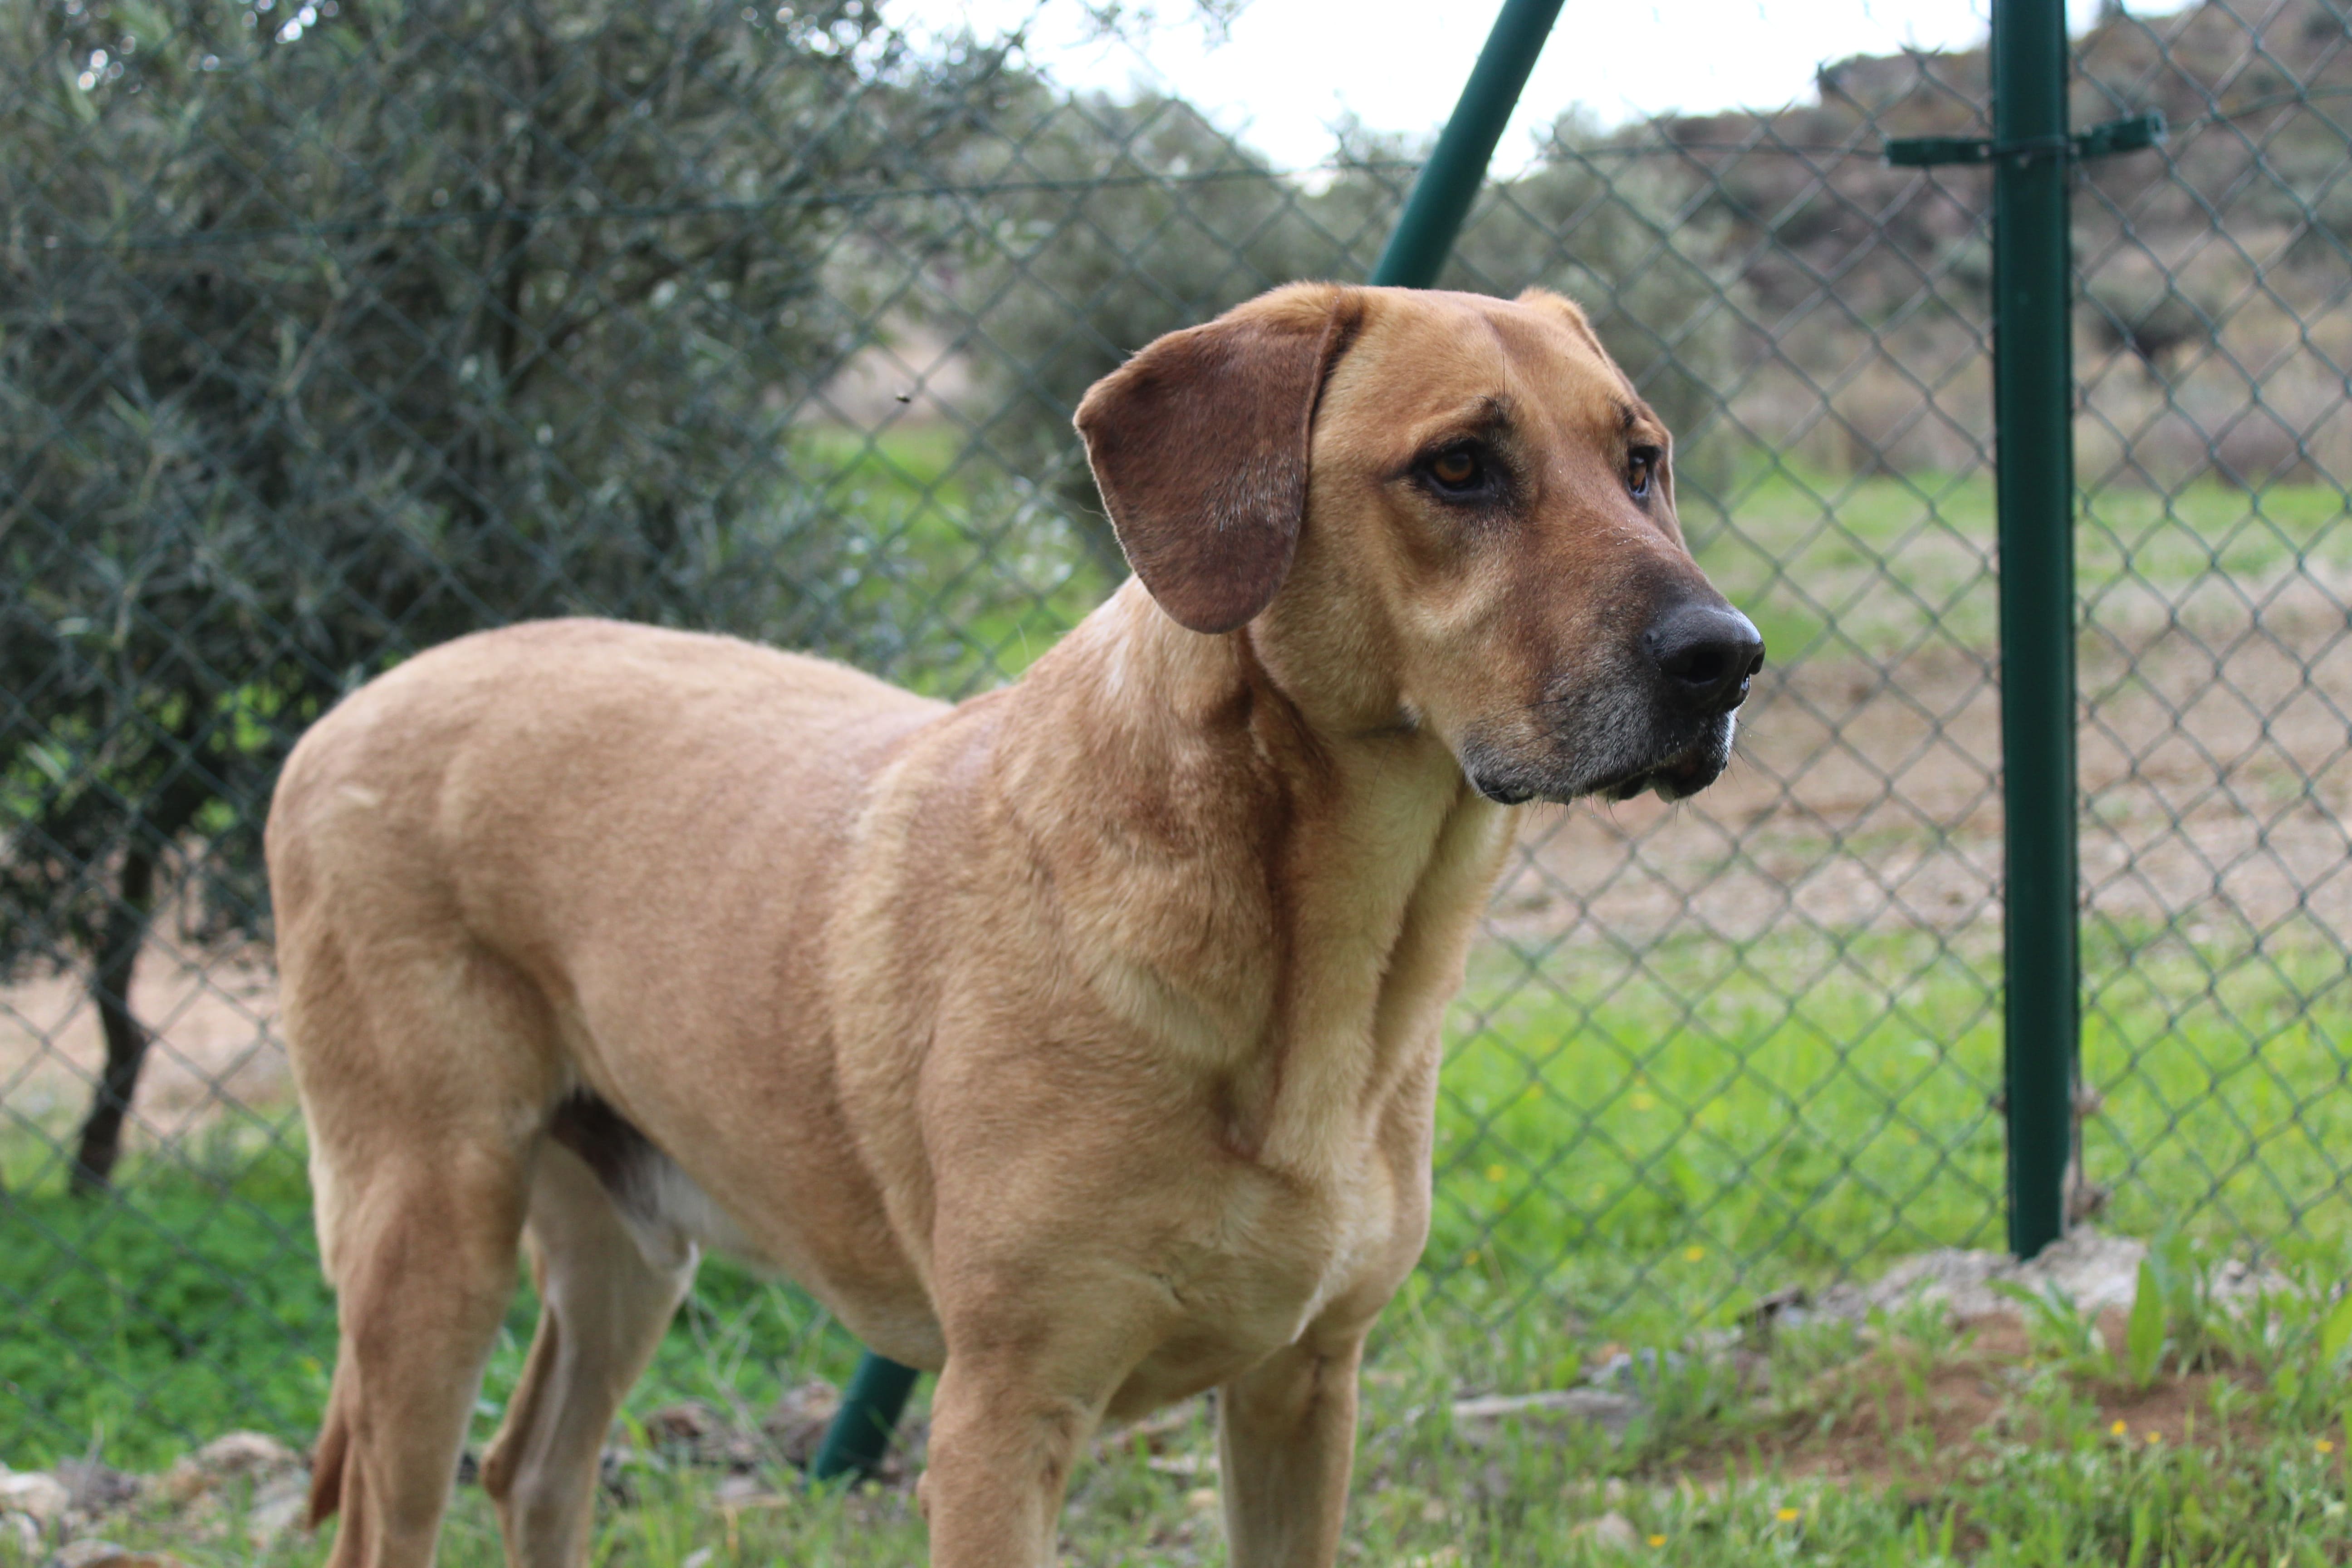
[1075,282,1761,805]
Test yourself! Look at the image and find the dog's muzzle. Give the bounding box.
[1462,601,1764,808]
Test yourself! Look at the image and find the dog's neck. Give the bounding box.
[1000,581,1514,1173]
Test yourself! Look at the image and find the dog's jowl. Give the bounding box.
[267,283,1760,1568]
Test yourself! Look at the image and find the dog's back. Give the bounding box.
[270,619,937,939]
[269,618,943,1118]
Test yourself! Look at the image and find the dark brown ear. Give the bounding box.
[1074,285,1362,634]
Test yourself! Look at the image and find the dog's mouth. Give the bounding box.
[1589,744,1722,804]
[1464,715,1735,808]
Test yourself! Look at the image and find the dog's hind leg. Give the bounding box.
[480,1137,696,1568]
[304,1137,533,1568]
[286,925,559,1568]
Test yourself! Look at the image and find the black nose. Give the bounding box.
[1644,602,1764,714]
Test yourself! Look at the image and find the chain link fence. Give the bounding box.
[3,0,2347,1468]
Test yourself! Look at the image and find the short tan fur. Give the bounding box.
[268,283,1759,1568]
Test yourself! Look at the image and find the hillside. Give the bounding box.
[1632,0,2348,311]
[1588,0,2352,485]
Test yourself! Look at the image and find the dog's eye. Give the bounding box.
[1424,444,1487,496]
[1627,446,1661,500]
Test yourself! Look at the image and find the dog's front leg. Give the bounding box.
[921,1350,1103,1567]
[1216,1336,1365,1568]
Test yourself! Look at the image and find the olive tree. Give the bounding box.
[0,0,1010,1187]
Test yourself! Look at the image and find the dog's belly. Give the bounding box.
[547,1091,758,1265]
[546,1087,948,1362]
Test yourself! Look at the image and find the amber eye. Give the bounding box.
[1428,446,1483,492]
[1627,447,1659,500]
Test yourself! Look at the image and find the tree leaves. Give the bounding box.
[1,0,1008,975]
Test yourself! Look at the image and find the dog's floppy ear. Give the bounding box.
[1074,284,1363,635]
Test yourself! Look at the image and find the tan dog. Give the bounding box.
[266,282,1760,1568]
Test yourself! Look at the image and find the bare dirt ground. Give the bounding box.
[0,941,285,1161]
[6,615,2346,1166]
[1685,1307,2255,1494]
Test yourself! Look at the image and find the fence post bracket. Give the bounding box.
[1884,110,2166,167]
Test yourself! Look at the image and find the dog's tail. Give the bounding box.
[306,1372,353,1529]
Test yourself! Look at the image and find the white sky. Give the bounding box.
[896,0,2112,173]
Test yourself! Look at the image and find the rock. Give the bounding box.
[157,1431,312,1548]
[1764,1230,2295,1337]
[0,1470,73,1526]
[243,1477,313,1549]
[50,1462,141,1518]
[1740,1286,1812,1341]
[4,1513,39,1557]
[1450,1388,1643,1441]
[160,1433,304,1506]
[764,1380,843,1469]
[1588,1347,1686,1394]
[49,1542,193,1568]
[2208,1254,2296,1299]
[1570,1511,1642,1550]
[711,1474,783,1510]
[627,1399,769,1472]
[643,1401,722,1447]
[1797,1230,2149,1323]
[191,1432,302,1477]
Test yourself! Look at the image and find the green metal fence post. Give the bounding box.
[1370,0,1568,289]
[1990,0,2081,1260]
[809,1348,921,1484]
[807,0,1569,1485]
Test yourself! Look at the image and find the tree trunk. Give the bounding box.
[69,839,161,1195]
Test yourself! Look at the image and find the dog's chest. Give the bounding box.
[1105,1115,1425,1416]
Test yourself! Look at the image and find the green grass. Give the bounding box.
[1683,466,2352,663]
[13,1250,2352,1566]
[0,1145,869,1472]
[0,1151,330,1470]
[1426,920,2352,1353]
